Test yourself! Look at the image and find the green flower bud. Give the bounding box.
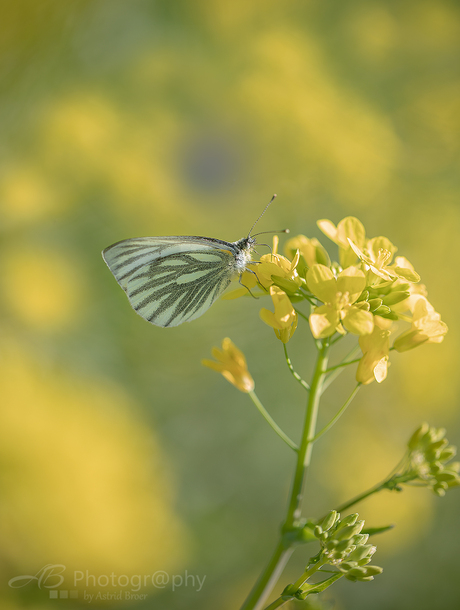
[433,482,448,496]
[368,298,383,311]
[428,438,449,453]
[408,423,430,450]
[372,304,391,315]
[314,525,323,538]
[336,513,359,529]
[427,427,446,444]
[333,521,364,541]
[382,290,411,306]
[334,539,354,553]
[343,566,367,578]
[320,510,338,532]
[439,447,457,461]
[347,544,376,562]
[363,566,384,576]
[356,290,369,303]
[351,534,369,546]
[430,461,443,474]
[355,300,371,311]
[436,472,460,483]
[345,565,382,582]
[340,561,357,572]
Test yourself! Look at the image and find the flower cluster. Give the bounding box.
[406,423,460,496]
[281,511,382,602]
[313,511,382,583]
[223,216,447,385]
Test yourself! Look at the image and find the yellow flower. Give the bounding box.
[317,216,366,268]
[348,238,420,284]
[260,286,298,343]
[356,319,392,384]
[202,338,255,392]
[393,296,448,352]
[284,234,331,269]
[307,264,374,338]
[256,236,301,293]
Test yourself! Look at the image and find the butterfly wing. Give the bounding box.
[102,236,238,327]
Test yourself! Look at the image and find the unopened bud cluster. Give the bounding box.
[407,423,460,496]
[355,282,410,321]
[314,511,383,582]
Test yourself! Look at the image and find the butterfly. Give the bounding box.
[102,195,281,328]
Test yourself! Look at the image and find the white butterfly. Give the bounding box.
[102,196,279,327]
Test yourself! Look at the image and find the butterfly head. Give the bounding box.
[232,236,256,273]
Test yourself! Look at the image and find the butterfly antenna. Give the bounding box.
[251,228,290,238]
[248,194,277,237]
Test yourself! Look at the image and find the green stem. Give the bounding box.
[311,384,361,443]
[333,481,387,515]
[263,597,291,610]
[283,344,310,391]
[240,341,330,610]
[248,391,299,452]
[285,339,330,526]
[240,542,294,610]
[322,455,414,519]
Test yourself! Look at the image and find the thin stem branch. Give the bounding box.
[311,383,361,443]
[325,357,361,373]
[322,344,361,392]
[248,391,299,452]
[283,344,310,391]
[294,308,310,323]
[333,481,388,515]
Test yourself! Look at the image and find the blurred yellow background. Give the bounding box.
[1,1,459,608]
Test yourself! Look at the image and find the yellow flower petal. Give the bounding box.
[342,306,374,336]
[260,287,298,342]
[306,264,336,303]
[336,266,367,304]
[356,326,391,384]
[202,338,254,393]
[393,297,448,352]
[309,304,341,338]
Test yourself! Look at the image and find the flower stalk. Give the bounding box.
[200,215,451,610]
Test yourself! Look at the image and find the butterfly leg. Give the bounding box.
[239,268,260,299]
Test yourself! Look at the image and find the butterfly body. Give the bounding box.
[102,235,256,327]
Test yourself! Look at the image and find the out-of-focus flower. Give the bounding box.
[406,423,460,496]
[356,318,392,384]
[393,296,448,352]
[317,216,366,268]
[202,338,254,392]
[307,264,373,338]
[260,286,298,343]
